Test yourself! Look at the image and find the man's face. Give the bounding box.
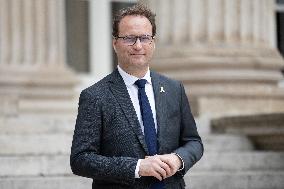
[113,15,155,72]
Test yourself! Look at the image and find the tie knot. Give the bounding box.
[135,79,147,89]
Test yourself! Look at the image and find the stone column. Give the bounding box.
[147,0,276,47]
[89,0,112,82]
[145,0,284,117]
[0,0,77,116]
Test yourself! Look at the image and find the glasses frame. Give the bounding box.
[115,35,155,46]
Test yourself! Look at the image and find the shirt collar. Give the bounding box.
[117,65,152,87]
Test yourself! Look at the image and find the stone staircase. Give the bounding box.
[0,115,284,189]
[0,114,91,189]
[187,118,284,189]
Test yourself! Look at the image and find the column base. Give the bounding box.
[152,46,284,117]
[0,64,78,117]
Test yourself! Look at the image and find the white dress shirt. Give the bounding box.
[117,65,157,178]
[117,65,157,132]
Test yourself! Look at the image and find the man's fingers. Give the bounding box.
[153,164,167,179]
[158,160,172,176]
[152,171,163,181]
[157,154,181,176]
[150,156,168,179]
[160,157,175,170]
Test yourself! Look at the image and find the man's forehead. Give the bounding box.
[118,15,152,32]
[119,15,150,24]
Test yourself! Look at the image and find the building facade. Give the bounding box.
[0,0,284,188]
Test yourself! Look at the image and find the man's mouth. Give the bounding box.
[130,54,145,56]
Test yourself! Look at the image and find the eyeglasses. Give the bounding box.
[115,35,154,46]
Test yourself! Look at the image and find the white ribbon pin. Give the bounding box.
[160,86,165,93]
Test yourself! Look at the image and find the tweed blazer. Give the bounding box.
[70,69,203,189]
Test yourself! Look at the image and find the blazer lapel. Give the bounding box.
[108,69,149,154]
[151,72,167,154]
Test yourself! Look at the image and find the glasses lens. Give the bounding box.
[123,36,137,45]
[140,36,152,43]
[119,35,153,45]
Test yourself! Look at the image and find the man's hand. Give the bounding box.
[138,154,182,180]
[138,155,171,181]
[157,153,182,177]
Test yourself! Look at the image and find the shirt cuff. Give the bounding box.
[174,153,185,171]
[135,159,142,178]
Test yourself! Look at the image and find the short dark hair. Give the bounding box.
[112,4,156,37]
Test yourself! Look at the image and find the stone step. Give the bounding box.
[0,134,72,155]
[18,99,78,116]
[0,176,92,189]
[0,133,253,155]
[1,152,283,177]
[0,155,71,177]
[191,152,284,171]
[186,171,284,189]
[1,171,284,189]
[202,134,254,151]
[0,116,76,134]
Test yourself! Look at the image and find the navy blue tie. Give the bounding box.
[135,79,157,155]
[135,79,165,189]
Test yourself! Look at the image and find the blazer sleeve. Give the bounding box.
[70,89,138,185]
[173,83,204,175]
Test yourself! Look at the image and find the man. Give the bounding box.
[70,4,203,189]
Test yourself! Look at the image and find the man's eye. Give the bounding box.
[140,36,150,41]
[124,37,135,41]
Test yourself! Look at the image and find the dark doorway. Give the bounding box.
[276,0,284,57]
[65,0,90,73]
[277,12,284,58]
[276,0,284,75]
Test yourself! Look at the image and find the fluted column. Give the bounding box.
[0,0,9,65]
[23,0,34,65]
[188,0,207,43]
[145,0,284,117]
[207,0,224,43]
[0,0,67,67]
[224,0,239,44]
[240,0,253,46]
[172,0,189,44]
[147,0,276,48]
[0,0,77,116]
[148,0,171,44]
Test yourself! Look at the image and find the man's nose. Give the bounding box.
[132,38,142,49]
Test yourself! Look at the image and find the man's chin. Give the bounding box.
[131,61,148,67]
